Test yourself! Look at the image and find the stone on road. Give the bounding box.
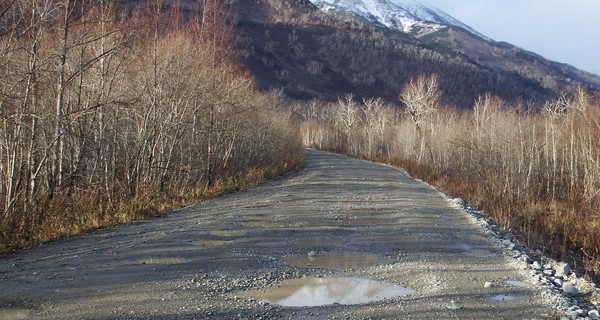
[0,150,558,319]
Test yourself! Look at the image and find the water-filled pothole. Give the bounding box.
[238,277,414,307]
[284,252,391,270]
[488,294,519,302]
[0,308,32,320]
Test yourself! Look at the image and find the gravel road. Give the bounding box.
[0,150,561,319]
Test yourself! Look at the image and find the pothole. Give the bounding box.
[0,308,32,320]
[238,277,414,307]
[140,257,186,265]
[209,230,247,237]
[283,252,391,270]
[488,294,519,302]
[193,240,233,247]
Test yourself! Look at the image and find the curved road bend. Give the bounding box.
[0,149,558,319]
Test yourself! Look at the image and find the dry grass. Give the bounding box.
[297,89,600,278]
[0,158,304,254]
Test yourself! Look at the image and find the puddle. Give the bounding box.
[294,239,342,247]
[489,294,518,302]
[238,277,414,307]
[284,252,391,270]
[140,257,186,265]
[504,280,530,288]
[194,240,233,247]
[0,308,32,320]
[209,230,247,237]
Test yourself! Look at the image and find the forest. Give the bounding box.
[296,75,600,277]
[0,0,302,252]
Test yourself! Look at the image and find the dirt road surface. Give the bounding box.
[0,150,560,319]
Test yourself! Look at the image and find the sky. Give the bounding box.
[421,0,600,76]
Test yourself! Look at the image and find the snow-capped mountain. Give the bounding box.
[310,0,490,40]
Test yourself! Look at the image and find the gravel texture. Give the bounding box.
[2,149,596,319]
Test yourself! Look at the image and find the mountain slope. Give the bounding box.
[234,0,600,106]
[146,0,599,107]
[310,0,489,40]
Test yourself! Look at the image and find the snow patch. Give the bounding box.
[310,0,490,40]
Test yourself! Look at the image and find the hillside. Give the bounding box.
[231,0,599,107]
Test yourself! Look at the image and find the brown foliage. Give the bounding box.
[0,0,303,253]
[297,79,600,278]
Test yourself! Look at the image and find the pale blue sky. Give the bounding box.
[423,0,600,75]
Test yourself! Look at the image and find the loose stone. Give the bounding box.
[562,282,579,296]
[555,262,571,278]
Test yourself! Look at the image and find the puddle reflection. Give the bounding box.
[239,277,414,307]
[489,294,518,302]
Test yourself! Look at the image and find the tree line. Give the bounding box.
[0,0,302,252]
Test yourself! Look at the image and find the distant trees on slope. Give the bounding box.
[0,0,302,251]
[237,0,554,107]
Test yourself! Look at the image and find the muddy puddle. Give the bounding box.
[0,308,32,320]
[283,252,391,270]
[238,277,413,307]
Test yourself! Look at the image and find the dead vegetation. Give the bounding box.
[297,78,600,277]
[0,0,303,253]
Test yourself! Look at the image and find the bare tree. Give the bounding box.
[400,74,441,161]
[335,93,359,153]
[362,97,388,158]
